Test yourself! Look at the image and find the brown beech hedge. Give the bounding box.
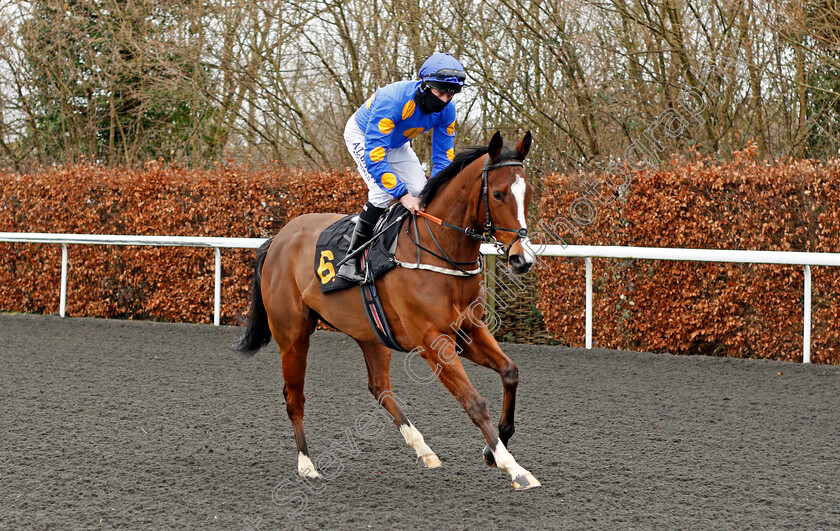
[2,150,839,364]
[536,147,840,364]
[0,163,365,324]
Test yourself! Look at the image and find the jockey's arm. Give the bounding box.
[430,107,457,178]
[363,98,408,199]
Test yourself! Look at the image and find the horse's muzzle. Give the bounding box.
[507,253,532,275]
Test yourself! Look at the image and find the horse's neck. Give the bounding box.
[420,161,483,264]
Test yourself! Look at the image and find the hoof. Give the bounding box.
[512,472,541,490]
[417,453,442,469]
[298,468,322,479]
[482,445,496,467]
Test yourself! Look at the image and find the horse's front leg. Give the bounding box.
[355,339,441,469]
[458,326,518,467]
[413,328,539,490]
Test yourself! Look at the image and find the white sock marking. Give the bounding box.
[298,452,321,478]
[399,423,434,457]
[491,441,530,479]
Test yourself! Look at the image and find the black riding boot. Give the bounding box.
[341,202,385,281]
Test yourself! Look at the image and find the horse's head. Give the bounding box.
[479,131,535,275]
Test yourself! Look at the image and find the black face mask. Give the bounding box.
[414,86,449,114]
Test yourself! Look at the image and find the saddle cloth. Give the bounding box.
[314,205,407,294]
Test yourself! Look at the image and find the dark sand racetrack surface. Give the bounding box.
[2,314,839,530]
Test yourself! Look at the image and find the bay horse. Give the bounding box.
[236,131,540,490]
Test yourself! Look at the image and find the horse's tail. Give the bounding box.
[235,237,275,356]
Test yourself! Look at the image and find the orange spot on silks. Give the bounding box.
[402,100,416,120]
[381,173,398,189]
[378,118,395,134]
[403,127,424,139]
[369,147,386,162]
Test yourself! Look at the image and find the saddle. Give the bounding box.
[314,204,407,294]
[314,205,408,352]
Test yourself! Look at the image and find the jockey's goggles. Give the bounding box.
[423,68,467,90]
[431,68,466,83]
[426,81,462,94]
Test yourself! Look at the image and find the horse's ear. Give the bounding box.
[488,131,503,160]
[516,131,532,160]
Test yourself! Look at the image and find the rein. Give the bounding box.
[403,214,483,276]
[404,155,528,276]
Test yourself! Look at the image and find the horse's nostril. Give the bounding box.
[507,254,532,274]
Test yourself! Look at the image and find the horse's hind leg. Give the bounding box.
[282,333,321,478]
[269,310,321,478]
[355,339,441,469]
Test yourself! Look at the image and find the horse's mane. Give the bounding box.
[420,145,521,206]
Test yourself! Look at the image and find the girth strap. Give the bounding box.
[360,257,406,351]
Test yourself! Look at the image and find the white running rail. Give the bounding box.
[479,244,840,363]
[0,233,265,326]
[2,233,838,362]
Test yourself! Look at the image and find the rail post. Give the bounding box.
[803,264,811,363]
[585,257,592,349]
[60,244,68,317]
[485,254,497,317]
[214,247,221,326]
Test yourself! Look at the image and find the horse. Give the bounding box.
[236,131,540,490]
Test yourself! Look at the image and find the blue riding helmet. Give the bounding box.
[418,53,467,93]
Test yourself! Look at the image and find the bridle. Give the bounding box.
[476,155,529,254]
[407,154,529,275]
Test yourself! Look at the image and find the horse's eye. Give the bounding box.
[493,190,503,201]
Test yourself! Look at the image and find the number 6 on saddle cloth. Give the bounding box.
[313,204,408,351]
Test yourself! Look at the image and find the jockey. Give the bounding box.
[343,52,466,275]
